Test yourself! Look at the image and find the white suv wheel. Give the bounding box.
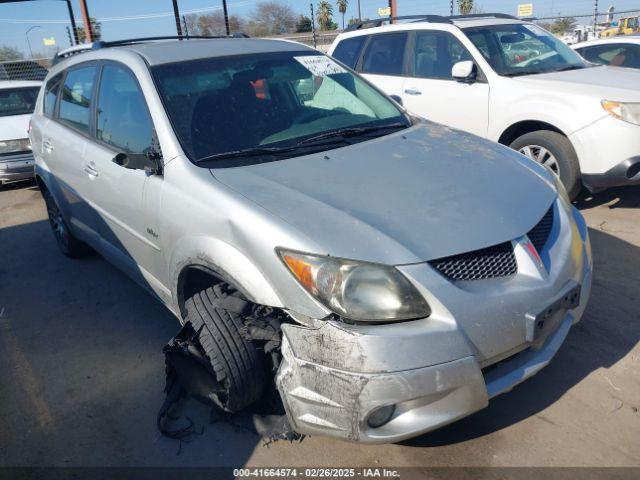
[519,145,561,176]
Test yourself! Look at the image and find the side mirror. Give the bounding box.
[389,94,403,106]
[452,60,477,83]
[113,151,162,175]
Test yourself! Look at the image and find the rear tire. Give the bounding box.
[43,189,90,258]
[510,130,582,200]
[184,284,266,412]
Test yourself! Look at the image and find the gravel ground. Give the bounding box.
[0,179,639,468]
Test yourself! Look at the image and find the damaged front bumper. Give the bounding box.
[276,204,592,444]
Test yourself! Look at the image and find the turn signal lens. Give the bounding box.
[602,100,640,126]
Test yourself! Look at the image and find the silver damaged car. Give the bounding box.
[30,38,593,444]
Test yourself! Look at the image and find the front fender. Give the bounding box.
[169,236,284,315]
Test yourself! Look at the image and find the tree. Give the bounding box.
[77,17,102,43]
[0,45,23,61]
[247,1,296,36]
[549,17,577,35]
[296,15,313,33]
[185,12,245,36]
[336,0,348,29]
[457,0,474,15]
[317,1,334,31]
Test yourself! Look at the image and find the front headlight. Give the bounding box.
[0,138,31,155]
[602,100,640,126]
[278,249,431,322]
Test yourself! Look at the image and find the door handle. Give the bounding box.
[43,139,54,152]
[84,165,99,177]
[404,88,422,96]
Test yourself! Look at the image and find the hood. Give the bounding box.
[212,123,556,265]
[514,66,640,102]
[0,113,31,141]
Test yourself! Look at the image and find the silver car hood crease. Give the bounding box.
[212,124,556,265]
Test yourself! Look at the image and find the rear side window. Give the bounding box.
[44,74,62,117]
[58,66,96,134]
[361,33,408,75]
[0,87,39,117]
[96,64,154,154]
[333,36,367,69]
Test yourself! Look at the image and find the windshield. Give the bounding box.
[152,51,409,165]
[463,23,588,76]
[0,87,39,117]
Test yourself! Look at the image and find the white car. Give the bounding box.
[328,14,640,198]
[0,80,41,186]
[572,35,640,69]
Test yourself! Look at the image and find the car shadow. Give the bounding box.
[574,185,640,210]
[403,226,640,447]
[0,215,263,467]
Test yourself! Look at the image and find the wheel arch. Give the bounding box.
[170,237,284,319]
[498,120,567,147]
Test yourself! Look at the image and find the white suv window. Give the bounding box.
[361,33,408,75]
[412,31,473,80]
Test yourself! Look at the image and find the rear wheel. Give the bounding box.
[43,189,90,258]
[184,284,266,412]
[510,130,582,200]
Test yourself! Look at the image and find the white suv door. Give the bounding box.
[358,32,409,101]
[401,30,490,137]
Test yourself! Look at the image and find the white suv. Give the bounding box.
[329,14,640,198]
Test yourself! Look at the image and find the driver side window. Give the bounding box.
[96,64,154,155]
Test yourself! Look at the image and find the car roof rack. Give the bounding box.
[345,12,522,31]
[53,34,250,65]
[449,13,521,21]
[346,15,452,31]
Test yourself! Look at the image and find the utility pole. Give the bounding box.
[222,0,230,36]
[64,0,79,45]
[388,0,397,22]
[357,0,361,21]
[593,0,599,36]
[450,0,454,16]
[78,0,93,43]
[310,2,317,48]
[66,26,73,46]
[172,0,183,37]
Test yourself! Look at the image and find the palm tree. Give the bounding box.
[317,1,334,30]
[457,0,474,15]
[336,0,348,29]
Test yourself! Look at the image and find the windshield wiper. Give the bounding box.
[297,122,408,146]
[194,146,299,164]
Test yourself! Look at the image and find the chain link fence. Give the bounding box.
[0,58,50,81]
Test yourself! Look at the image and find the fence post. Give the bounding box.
[311,2,317,48]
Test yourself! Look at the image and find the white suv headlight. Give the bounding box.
[602,100,640,126]
[278,249,431,322]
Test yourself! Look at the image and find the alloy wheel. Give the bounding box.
[46,196,69,251]
[518,144,561,176]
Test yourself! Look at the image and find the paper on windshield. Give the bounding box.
[294,55,347,76]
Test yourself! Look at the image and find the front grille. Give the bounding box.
[429,242,517,281]
[527,206,555,253]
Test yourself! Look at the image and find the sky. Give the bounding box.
[1,0,639,57]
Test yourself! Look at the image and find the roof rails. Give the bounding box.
[52,34,250,65]
[346,15,452,31]
[345,12,522,31]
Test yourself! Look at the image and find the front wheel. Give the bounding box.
[510,130,582,200]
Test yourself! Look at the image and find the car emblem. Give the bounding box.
[523,239,543,266]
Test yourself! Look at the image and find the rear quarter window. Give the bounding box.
[332,36,367,69]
